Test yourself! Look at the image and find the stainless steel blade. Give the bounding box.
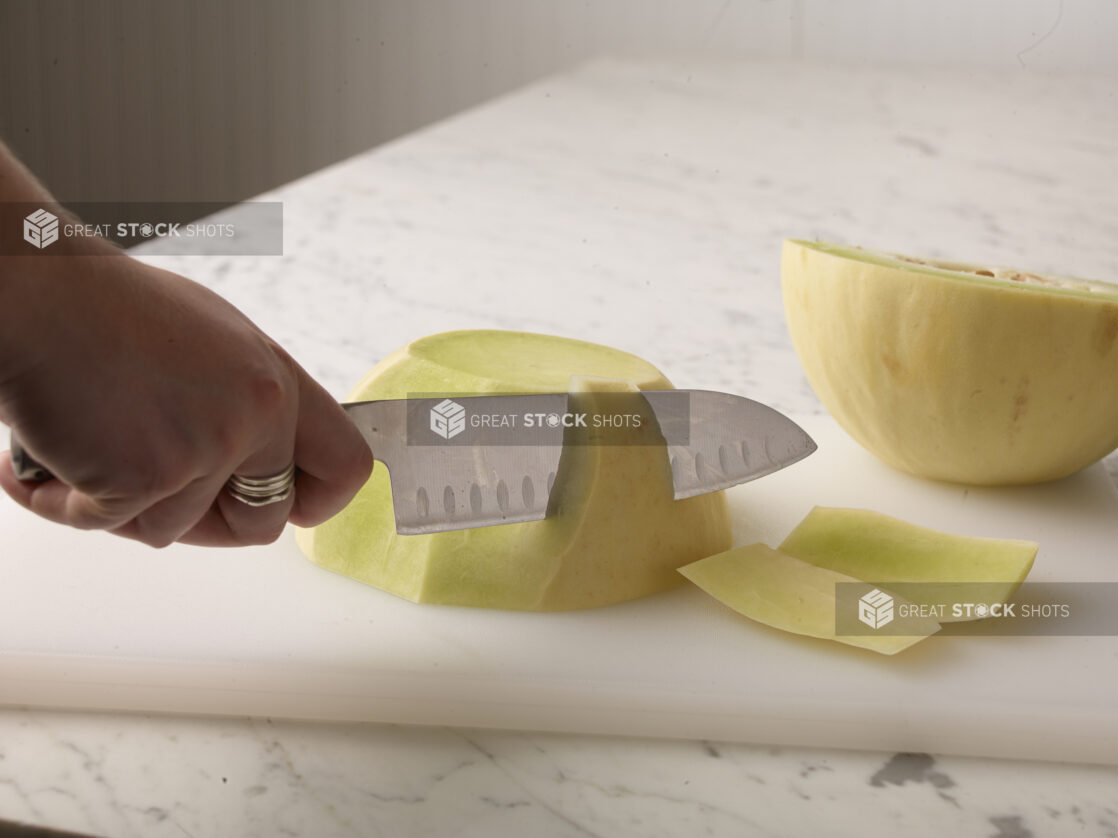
[643,390,817,499]
[343,395,566,535]
[343,391,816,535]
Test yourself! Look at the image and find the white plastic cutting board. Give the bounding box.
[2,415,1117,765]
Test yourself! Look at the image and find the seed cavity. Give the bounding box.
[416,487,430,519]
[470,483,483,516]
[496,479,509,513]
[443,485,455,516]
[522,475,535,509]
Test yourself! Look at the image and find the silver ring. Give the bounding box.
[225,463,296,507]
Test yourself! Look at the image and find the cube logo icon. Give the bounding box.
[24,208,60,249]
[858,588,894,629]
[430,399,466,439]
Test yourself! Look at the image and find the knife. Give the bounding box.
[8,390,815,535]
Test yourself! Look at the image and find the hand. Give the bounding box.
[0,247,373,547]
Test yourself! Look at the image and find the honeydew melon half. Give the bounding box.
[295,330,732,611]
[782,239,1118,485]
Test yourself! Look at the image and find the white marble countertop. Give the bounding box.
[3,59,1117,836]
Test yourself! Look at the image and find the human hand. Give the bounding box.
[0,247,373,547]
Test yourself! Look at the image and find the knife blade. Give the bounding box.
[8,390,816,535]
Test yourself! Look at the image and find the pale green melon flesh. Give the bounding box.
[295,330,732,611]
[778,507,1037,622]
[679,544,939,656]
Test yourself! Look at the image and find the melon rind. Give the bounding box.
[778,507,1037,623]
[679,543,939,656]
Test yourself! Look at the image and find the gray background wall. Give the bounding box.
[1,0,1113,205]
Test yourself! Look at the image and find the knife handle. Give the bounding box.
[8,431,54,482]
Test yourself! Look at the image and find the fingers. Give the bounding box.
[170,477,295,548]
[178,371,373,543]
[0,450,149,532]
[2,442,295,548]
[110,473,232,547]
[209,465,296,546]
[286,369,374,528]
[2,362,372,548]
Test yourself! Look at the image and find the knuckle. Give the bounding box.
[122,454,191,500]
[138,531,177,549]
[248,369,289,414]
[67,494,134,531]
[67,510,117,531]
[229,353,298,454]
[236,523,286,547]
[117,510,179,548]
[245,348,298,417]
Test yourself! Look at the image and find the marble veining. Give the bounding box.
[2,713,1118,837]
[3,59,1117,836]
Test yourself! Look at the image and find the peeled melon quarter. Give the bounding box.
[778,507,1037,622]
[295,330,731,611]
[782,239,1118,485]
[679,544,939,655]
